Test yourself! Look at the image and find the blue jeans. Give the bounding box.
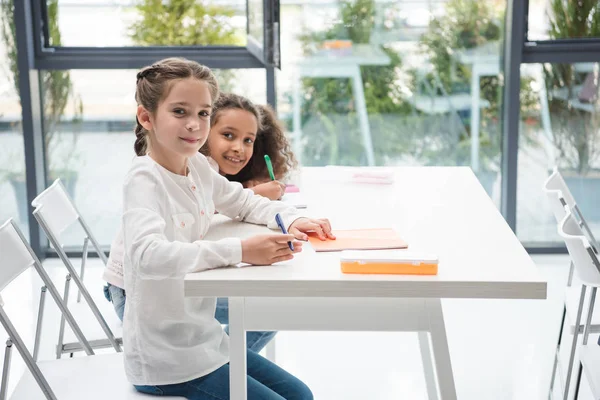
[103,284,276,353]
[135,349,312,399]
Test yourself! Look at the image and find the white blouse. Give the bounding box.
[120,153,299,385]
[102,156,220,288]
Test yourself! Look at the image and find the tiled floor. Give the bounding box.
[0,254,597,399]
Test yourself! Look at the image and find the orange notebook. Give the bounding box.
[307,228,408,252]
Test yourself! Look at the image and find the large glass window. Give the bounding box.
[277,0,508,206]
[518,62,600,246]
[41,68,267,247]
[528,0,600,41]
[0,0,28,237]
[47,0,247,47]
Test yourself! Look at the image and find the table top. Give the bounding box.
[185,166,546,300]
[453,41,500,65]
[298,44,391,69]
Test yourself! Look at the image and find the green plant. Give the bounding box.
[417,0,542,173]
[546,0,600,175]
[419,0,502,93]
[416,0,504,171]
[296,0,411,166]
[129,0,244,91]
[0,0,83,182]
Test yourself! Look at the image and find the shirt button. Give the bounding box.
[191,185,196,191]
[201,210,205,216]
[180,221,185,228]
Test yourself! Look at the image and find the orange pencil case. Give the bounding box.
[340,250,438,275]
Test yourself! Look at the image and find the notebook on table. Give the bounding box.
[307,228,407,252]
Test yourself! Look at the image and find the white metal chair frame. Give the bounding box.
[558,207,600,400]
[0,219,94,400]
[31,179,121,357]
[544,168,600,400]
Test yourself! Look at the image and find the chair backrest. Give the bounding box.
[544,167,599,254]
[559,207,600,287]
[0,220,35,296]
[543,180,567,224]
[544,167,577,209]
[32,179,108,265]
[31,179,79,238]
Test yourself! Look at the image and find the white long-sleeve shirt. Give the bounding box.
[120,154,299,385]
[102,157,220,288]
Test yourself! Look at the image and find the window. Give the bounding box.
[44,0,247,47]
[528,0,600,41]
[517,62,600,245]
[277,0,507,206]
[0,14,27,236]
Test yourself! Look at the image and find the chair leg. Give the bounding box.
[549,305,567,398]
[573,362,583,400]
[0,308,57,399]
[56,275,71,359]
[77,238,89,303]
[33,286,47,362]
[564,285,587,400]
[0,339,13,400]
[567,261,575,287]
[573,287,597,400]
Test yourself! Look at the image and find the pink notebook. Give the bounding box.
[308,228,408,252]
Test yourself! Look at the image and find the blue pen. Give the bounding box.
[275,213,294,251]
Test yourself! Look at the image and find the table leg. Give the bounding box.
[229,297,247,400]
[419,331,440,400]
[350,67,375,166]
[426,298,457,400]
[470,65,480,173]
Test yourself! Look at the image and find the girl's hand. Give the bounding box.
[241,234,302,265]
[288,218,335,241]
[251,181,286,200]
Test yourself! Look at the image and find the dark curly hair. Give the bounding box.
[201,93,297,185]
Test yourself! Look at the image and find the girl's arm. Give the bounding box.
[122,166,242,280]
[211,169,300,230]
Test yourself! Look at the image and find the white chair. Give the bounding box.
[0,218,184,400]
[545,167,599,255]
[544,170,600,399]
[558,208,600,399]
[31,179,122,358]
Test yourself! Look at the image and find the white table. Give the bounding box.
[292,45,391,166]
[184,166,547,400]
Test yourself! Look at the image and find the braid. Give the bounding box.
[134,117,148,156]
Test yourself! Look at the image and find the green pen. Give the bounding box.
[264,154,275,180]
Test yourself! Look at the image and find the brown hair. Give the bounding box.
[251,104,298,182]
[134,57,219,156]
[200,94,297,184]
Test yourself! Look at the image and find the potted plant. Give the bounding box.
[545,0,600,220]
[0,0,83,223]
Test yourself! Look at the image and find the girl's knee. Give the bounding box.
[293,380,313,400]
